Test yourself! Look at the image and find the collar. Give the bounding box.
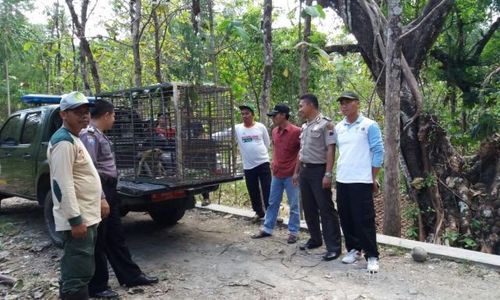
[306,113,323,126]
[343,114,364,126]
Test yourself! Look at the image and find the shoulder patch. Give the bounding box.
[50,127,74,145]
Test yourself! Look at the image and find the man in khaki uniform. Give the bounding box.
[48,91,104,299]
[293,93,342,261]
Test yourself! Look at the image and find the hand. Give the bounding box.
[101,199,110,219]
[71,223,87,239]
[322,176,332,189]
[373,180,380,195]
[292,173,299,186]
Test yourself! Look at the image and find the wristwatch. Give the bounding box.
[324,172,332,178]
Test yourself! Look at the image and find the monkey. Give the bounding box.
[136,148,166,178]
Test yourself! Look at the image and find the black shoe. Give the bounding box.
[322,251,341,261]
[251,231,271,239]
[124,274,159,287]
[90,288,119,299]
[287,234,298,244]
[299,239,322,250]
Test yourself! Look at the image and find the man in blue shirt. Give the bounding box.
[334,91,384,273]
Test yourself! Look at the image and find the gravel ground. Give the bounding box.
[1,197,499,300]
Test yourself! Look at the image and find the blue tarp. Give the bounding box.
[21,94,96,104]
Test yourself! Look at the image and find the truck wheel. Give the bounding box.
[43,192,63,248]
[148,199,186,227]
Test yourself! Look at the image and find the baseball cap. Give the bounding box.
[238,103,256,114]
[60,91,93,111]
[337,91,360,101]
[267,103,290,116]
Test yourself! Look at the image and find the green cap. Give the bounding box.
[337,91,360,101]
[238,103,256,114]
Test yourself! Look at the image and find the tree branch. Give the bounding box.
[470,17,500,62]
[324,44,360,55]
[400,0,450,40]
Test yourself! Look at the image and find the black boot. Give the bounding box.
[60,287,89,300]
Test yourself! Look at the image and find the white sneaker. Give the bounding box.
[367,257,379,273]
[342,249,362,264]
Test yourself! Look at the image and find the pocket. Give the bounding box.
[310,130,321,138]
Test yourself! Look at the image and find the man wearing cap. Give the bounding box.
[251,104,301,243]
[235,103,271,222]
[335,91,384,273]
[293,94,342,261]
[47,91,104,299]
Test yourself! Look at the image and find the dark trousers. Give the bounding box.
[299,165,342,253]
[244,162,271,217]
[60,225,97,295]
[336,182,379,258]
[89,178,142,293]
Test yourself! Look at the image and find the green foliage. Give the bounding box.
[402,202,420,240]
[301,5,326,19]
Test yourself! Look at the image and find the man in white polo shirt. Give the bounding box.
[335,91,384,273]
[235,103,271,222]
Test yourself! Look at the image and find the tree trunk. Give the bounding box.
[260,0,273,124]
[54,0,63,94]
[191,0,201,34]
[79,46,91,95]
[299,0,313,95]
[152,6,162,83]
[4,56,11,116]
[130,0,142,87]
[208,0,218,84]
[65,0,101,94]
[71,23,78,91]
[383,0,402,237]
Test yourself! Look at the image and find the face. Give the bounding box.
[339,99,360,117]
[271,113,285,126]
[103,111,116,130]
[298,99,312,119]
[240,109,254,124]
[61,104,91,134]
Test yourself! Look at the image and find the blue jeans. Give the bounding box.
[262,176,300,236]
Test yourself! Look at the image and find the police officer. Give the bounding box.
[81,100,158,298]
[293,94,342,261]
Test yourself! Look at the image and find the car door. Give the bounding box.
[0,112,41,197]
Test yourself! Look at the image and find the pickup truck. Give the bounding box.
[0,83,242,247]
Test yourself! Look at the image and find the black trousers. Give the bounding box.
[299,165,342,252]
[88,178,142,293]
[336,182,379,258]
[244,162,271,217]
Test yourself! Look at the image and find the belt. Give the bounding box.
[301,163,326,168]
[100,174,117,185]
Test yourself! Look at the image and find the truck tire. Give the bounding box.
[43,192,63,248]
[148,198,186,227]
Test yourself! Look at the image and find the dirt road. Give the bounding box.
[1,197,499,299]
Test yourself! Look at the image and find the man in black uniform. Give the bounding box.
[81,100,158,298]
[293,94,342,261]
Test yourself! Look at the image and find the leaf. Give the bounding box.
[411,177,425,190]
[282,68,289,78]
[22,42,33,51]
[301,5,325,19]
[314,4,326,18]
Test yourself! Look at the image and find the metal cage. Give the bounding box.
[97,83,239,187]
